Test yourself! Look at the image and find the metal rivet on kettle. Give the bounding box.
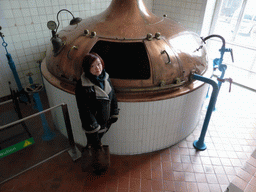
[91,31,96,38]
[159,80,166,87]
[175,78,181,84]
[155,32,161,40]
[84,29,90,35]
[146,33,153,41]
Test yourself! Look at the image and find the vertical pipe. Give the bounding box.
[61,104,75,149]
[192,74,219,150]
[27,74,55,141]
[6,53,23,91]
[1,34,28,103]
[217,64,227,88]
[33,92,56,141]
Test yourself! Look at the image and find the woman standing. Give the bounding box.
[75,52,119,174]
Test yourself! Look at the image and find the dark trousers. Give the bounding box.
[85,132,105,148]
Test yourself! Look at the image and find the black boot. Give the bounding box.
[92,145,110,175]
[81,133,101,172]
[81,133,110,174]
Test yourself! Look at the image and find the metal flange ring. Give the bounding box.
[25,83,43,93]
[2,42,8,47]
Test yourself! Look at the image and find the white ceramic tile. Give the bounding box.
[17,53,27,63]
[39,15,48,24]
[30,7,39,16]
[26,55,34,63]
[13,9,23,18]
[32,16,41,24]
[20,0,29,8]
[33,23,42,31]
[0,0,11,10]
[5,18,17,28]
[3,10,14,18]
[73,4,79,11]
[37,7,46,16]
[35,0,45,7]
[14,18,25,27]
[12,35,21,43]
[10,1,20,9]
[21,41,30,48]
[21,8,31,17]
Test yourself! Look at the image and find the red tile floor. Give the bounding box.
[1,82,256,192]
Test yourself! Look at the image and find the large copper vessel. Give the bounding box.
[42,0,209,102]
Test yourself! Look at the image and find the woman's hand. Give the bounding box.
[107,116,118,128]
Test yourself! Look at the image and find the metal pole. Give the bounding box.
[61,104,75,148]
[192,74,219,151]
[61,104,81,161]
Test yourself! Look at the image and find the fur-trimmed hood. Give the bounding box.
[80,72,112,99]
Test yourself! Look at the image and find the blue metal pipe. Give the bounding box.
[1,31,28,103]
[203,35,232,110]
[33,91,56,141]
[1,35,23,91]
[26,74,55,141]
[6,53,23,91]
[218,64,227,89]
[192,74,219,151]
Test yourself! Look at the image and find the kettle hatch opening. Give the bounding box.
[90,40,151,80]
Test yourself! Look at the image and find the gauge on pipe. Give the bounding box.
[47,21,57,30]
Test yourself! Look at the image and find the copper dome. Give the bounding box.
[41,0,210,102]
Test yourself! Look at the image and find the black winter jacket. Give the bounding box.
[75,72,119,133]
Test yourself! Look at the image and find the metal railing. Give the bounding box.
[0,103,81,161]
[0,99,12,106]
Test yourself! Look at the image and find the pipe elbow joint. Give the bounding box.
[191,73,219,93]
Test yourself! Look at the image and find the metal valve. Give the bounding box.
[219,48,234,63]
[230,49,234,62]
[217,77,233,92]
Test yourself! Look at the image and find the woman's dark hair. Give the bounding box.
[82,52,105,76]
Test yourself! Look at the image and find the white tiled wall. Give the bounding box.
[0,0,207,98]
[0,0,117,98]
[153,0,207,34]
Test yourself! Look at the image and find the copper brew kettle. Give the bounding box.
[42,0,209,102]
